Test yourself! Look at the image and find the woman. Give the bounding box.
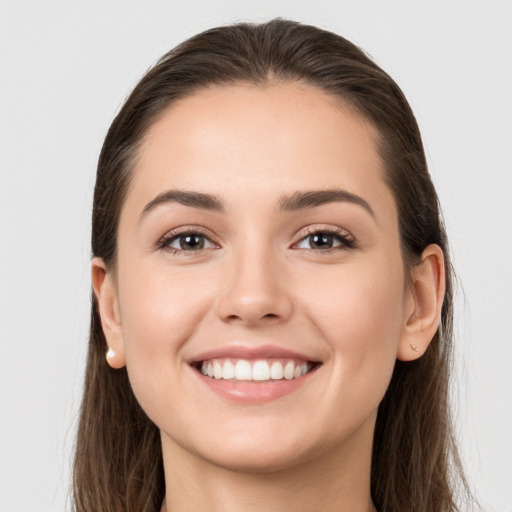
[73,18,473,511]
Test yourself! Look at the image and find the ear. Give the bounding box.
[397,244,446,362]
[91,257,126,369]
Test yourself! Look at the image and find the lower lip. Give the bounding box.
[191,366,318,404]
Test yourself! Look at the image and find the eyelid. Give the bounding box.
[292,225,356,250]
[156,224,356,254]
[157,225,220,253]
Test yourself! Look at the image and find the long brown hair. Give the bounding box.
[73,18,473,511]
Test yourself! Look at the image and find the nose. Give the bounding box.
[216,243,293,327]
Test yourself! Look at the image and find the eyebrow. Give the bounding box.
[139,187,375,221]
[277,188,375,217]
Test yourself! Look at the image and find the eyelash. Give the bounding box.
[157,226,356,255]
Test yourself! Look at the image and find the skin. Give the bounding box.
[92,82,445,512]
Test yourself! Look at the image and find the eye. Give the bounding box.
[157,226,354,254]
[158,229,217,254]
[295,228,355,251]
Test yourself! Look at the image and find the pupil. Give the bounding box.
[311,233,333,248]
[180,234,204,250]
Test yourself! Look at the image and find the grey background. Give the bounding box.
[1,1,511,510]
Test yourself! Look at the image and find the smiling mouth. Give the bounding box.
[192,358,320,382]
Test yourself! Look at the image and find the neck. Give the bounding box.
[159,418,377,512]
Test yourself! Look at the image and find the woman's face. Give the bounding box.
[102,82,417,471]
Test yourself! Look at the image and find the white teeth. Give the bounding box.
[222,360,235,380]
[199,358,313,381]
[213,360,223,379]
[252,360,270,381]
[283,362,295,380]
[270,361,284,380]
[235,360,253,380]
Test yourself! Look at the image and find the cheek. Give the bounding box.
[305,259,405,396]
[116,263,216,400]
[118,262,212,350]
[307,258,405,340]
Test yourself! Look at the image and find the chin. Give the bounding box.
[180,425,327,474]
[202,444,317,474]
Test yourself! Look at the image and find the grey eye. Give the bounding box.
[168,233,214,251]
[296,232,344,250]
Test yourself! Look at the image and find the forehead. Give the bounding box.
[126,82,396,221]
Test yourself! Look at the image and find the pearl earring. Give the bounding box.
[106,348,116,360]
[410,344,420,352]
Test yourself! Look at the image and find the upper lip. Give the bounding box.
[188,344,321,364]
